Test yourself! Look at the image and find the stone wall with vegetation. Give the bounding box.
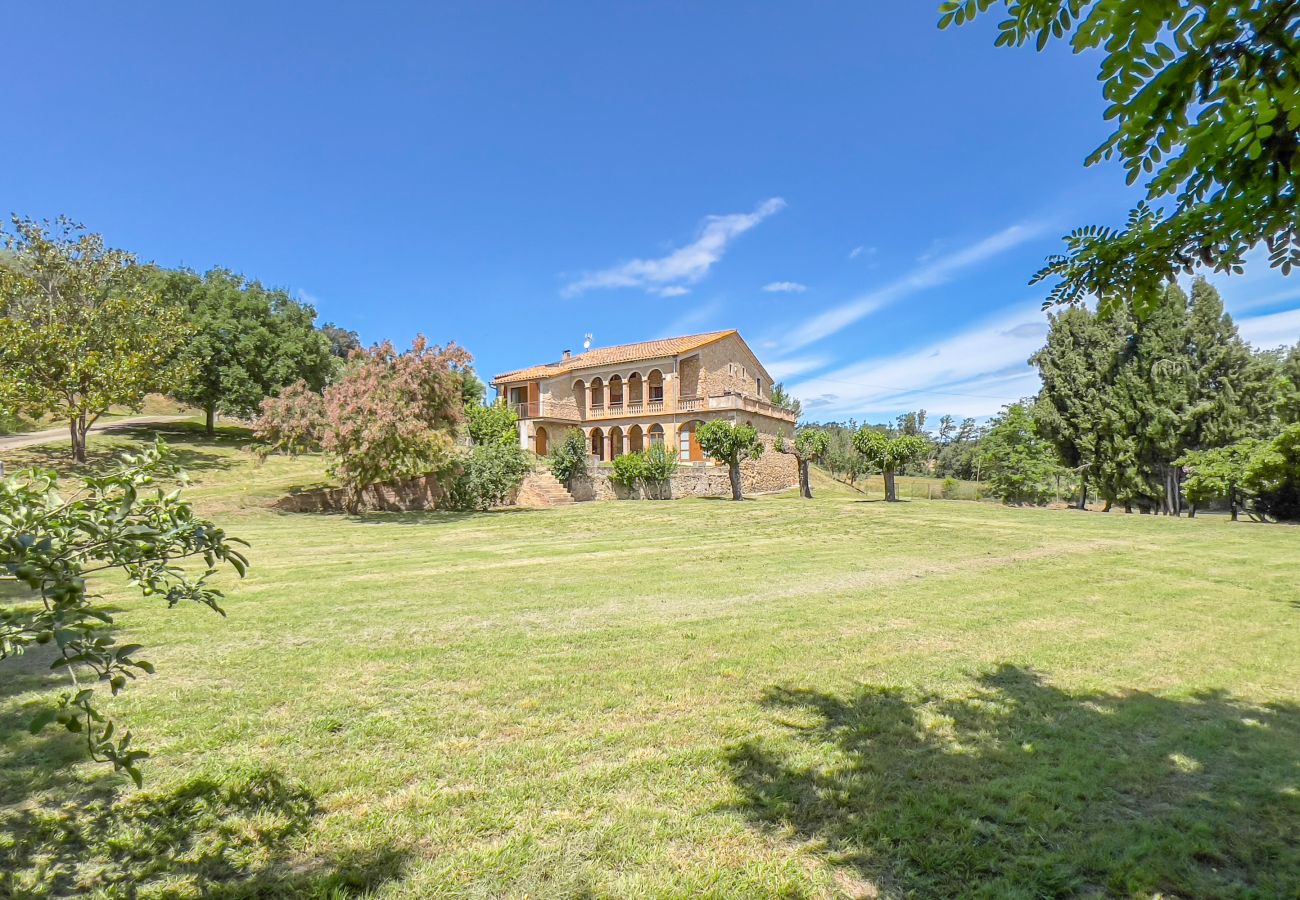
[569,451,796,501]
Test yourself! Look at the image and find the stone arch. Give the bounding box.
[609,374,624,408]
[589,427,605,460]
[648,423,665,445]
[609,425,625,457]
[628,424,644,453]
[647,369,665,403]
[534,425,549,456]
[590,377,605,410]
[627,371,644,404]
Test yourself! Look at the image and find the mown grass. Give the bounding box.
[2,427,1297,898]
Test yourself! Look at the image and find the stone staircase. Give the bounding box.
[515,469,576,508]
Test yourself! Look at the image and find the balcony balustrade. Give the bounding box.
[514,391,794,424]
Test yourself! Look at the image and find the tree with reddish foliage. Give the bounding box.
[252,379,327,458]
[322,336,473,511]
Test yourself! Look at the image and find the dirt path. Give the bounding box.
[0,415,193,453]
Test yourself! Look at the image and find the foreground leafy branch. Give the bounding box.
[0,440,248,785]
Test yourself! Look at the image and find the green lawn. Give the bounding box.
[2,426,1297,898]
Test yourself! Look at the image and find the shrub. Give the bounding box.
[610,450,646,489]
[252,379,327,458]
[549,429,588,483]
[448,443,531,510]
[465,399,519,447]
[942,476,959,499]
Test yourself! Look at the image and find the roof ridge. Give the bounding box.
[492,329,738,383]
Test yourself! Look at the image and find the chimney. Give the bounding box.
[562,349,571,360]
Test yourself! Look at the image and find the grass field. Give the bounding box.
[2,425,1298,898]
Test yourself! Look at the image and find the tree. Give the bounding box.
[548,429,589,484]
[464,398,520,447]
[769,382,802,417]
[320,322,361,360]
[1032,306,1122,508]
[0,440,248,785]
[1282,344,1300,423]
[1178,440,1263,520]
[980,402,1067,505]
[322,336,473,512]
[776,428,829,498]
[0,216,189,462]
[448,443,531,511]
[695,420,764,500]
[156,269,335,435]
[942,1,1300,317]
[852,428,930,502]
[252,379,327,458]
[1245,423,1300,521]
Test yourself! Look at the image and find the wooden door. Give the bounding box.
[535,426,548,456]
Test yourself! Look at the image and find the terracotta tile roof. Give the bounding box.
[492,330,737,384]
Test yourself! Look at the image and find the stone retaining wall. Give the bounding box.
[271,475,453,513]
[569,453,797,501]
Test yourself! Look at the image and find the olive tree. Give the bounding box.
[1,440,248,785]
[776,428,829,499]
[695,420,764,501]
[852,428,930,502]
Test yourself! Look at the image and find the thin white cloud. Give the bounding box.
[656,286,691,297]
[788,302,1050,420]
[783,222,1042,351]
[562,198,786,298]
[848,245,865,260]
[762,281,807,294]
[766,354,833,381]
[1237,306,1300,350]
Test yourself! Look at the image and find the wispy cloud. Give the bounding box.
[848,245,866,260]
[782,222,1042,351]
[767,354,833,381]
[787,303,1049,420]
[762,281,807,294]
[562,198,786,298]
[1237,306,1300,350]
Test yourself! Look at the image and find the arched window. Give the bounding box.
[590,378,605,410]
[590,427,605,460]
[609,375,624,409]
[627,372,643,404]
[648,423,665,445]
[647,369,664,403]
[609,426,625,457]
[628,424,644,453]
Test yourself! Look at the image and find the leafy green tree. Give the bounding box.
[769,382,802,417]
[155,269,334,435]
[464,398,519,447]
[0,216,189,462]
[610,450,647,490]
[1032,306,1122,508]
[548,429,589,484]
[1177,440,1263,520]
[1282,344,1300,423]
[980,402,1065,505]
[696,420,764,501]
[640,441,679,499]
[942,1,1300,317]
[776,428,830,498]
[935,417,986,481]
[0,440,248,785]
[320,322,361,360]
[852,428,930,502]
[1245,423,1300,521]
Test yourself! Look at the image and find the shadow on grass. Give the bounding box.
[728,665,1299,898]
[5,422,243,477]
[0,769,407,898]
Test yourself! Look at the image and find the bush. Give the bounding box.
[641,442,679,499]
[610,450,646,489]
[448,443,531,511]
[465,399,519,447]
[942,476,959,499]
[549,429,588,483]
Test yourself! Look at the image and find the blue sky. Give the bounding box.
[5,2,1297,422]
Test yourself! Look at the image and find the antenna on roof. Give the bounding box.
[583,333,593,350]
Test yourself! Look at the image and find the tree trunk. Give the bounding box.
[1076,477,1088,510]
[69,417,86,463]
[884,469,897,502]
[799,459,812,499]
[1188,504,1196,518]
[205,405,217,436]
[1229,483,1238,522]
[728,462,743,501]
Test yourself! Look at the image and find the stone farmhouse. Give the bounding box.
[491,330,799,496]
